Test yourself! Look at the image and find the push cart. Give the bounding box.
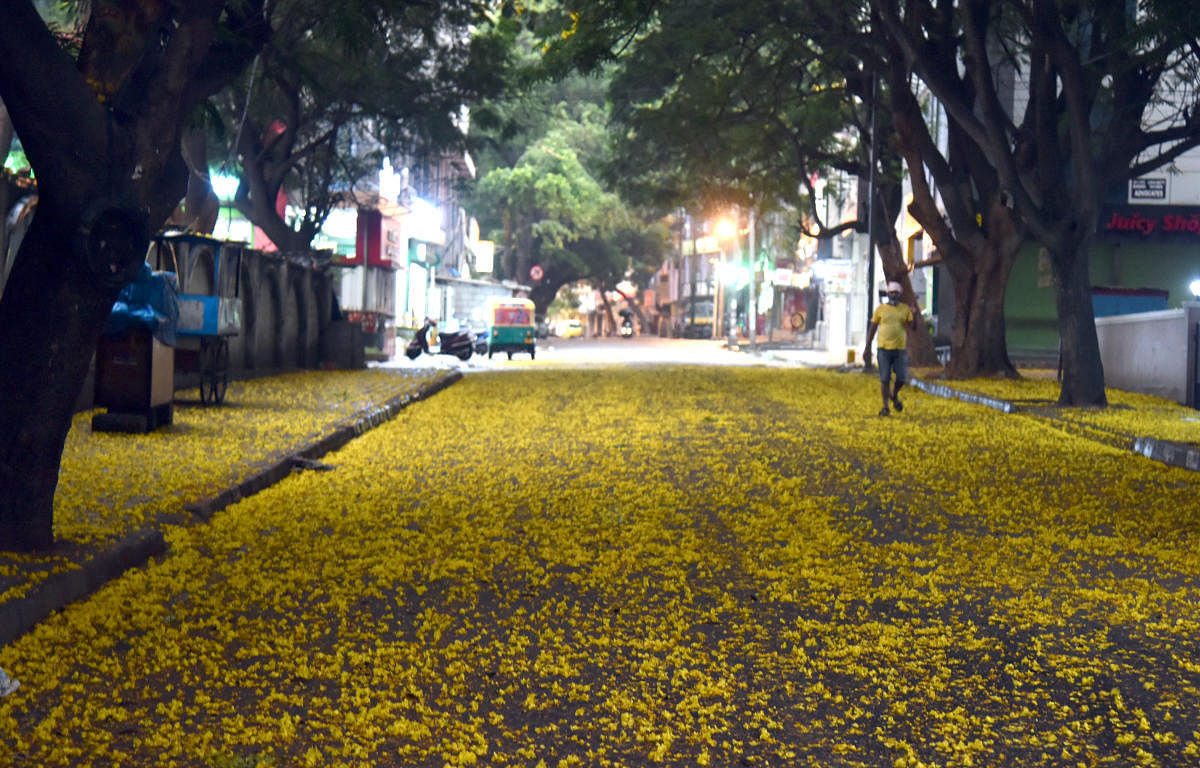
[150,234,243,404]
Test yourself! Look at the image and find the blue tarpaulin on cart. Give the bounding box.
[104,264,180,346]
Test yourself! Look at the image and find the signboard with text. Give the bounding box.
[1101,205,1200,238]
[1129,177,1167,202]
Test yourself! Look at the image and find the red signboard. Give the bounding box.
[1102,206,1200,238]
[354,209,403,268]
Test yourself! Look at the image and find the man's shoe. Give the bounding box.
[891,396,903,412]
[879,407,889,417]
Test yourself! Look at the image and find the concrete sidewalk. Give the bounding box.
[734,337,1200,473]
[724,336,852,368]
[0,368,462,649]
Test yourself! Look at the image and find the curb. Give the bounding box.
[911,378,1018,413]
[0,529,166,649]
[1132,436,1200,472]
[912,377,1200,473]
[0,369,463,649]
[184,369,463,521]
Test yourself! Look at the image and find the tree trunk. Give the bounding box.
[0,98,12,168]
[0,212,126,550]
[0,0,268,551]
[514,221,533,286]
[891,90,1021,379]
[501,211,514,280]
[1,98,12,273]
[1051,240,1107,406]
[169,127,220,233]
[0,175,10,288]
[943,238,1018,379]
[598,289,617,336]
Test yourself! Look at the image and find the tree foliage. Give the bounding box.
[875,0,1200,405]
[206,0,511,251]
[467,34,668,315]
[0,0,273,550]
[537,0,937,361]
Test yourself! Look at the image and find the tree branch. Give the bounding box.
[0,0,107,194]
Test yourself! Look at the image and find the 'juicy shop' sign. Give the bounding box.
[1102,206,1200,237]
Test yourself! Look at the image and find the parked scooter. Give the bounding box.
[619,318,634,337]
[405,318,475,361]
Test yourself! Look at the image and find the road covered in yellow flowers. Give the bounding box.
[3,365,1200,767]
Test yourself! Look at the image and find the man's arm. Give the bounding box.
[864,320,878,360]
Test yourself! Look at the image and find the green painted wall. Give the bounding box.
[1005,237,1200,353]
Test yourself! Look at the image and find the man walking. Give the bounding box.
[864,281,921,417]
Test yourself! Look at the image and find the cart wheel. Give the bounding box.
[529,348,535,360]
[211,338,229,404]
[506,351,513,360]
[199,338,229,405]
[199,339,215,404]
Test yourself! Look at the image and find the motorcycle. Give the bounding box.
[619,318,634,338]
[405,319,475,361]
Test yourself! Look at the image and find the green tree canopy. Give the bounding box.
[468,42,668,315]
[875,0,1200,405]
[204,0,512,251]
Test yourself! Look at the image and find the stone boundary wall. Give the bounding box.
[76,240,359,411]
[1095,301,1200,407]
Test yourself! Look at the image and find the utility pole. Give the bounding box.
[748,208,757,355]
[863,72,878,372]
[686,215,696,334]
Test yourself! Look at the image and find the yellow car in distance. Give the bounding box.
[558,319,584,338]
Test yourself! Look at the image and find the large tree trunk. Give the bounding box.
[1,97,13,273]
[891,85,1021,380]
[169,126,220,234]
[942,239,1018,379]
[0,0,267,551]
[1051,239,1107,406]
[0,175,10,290]
[0,209,133,550]
[514,220,533,286]
[234,126,309,252]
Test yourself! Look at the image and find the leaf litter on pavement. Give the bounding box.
[1,365,1199,767]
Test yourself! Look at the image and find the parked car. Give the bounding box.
[559,318,584,338]
[535,316,551,339]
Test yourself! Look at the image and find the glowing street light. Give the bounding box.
[714,215,740,347]
[716,218,737,241]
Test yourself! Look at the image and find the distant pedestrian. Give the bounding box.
[0,666,18,697]
[864,281,920,417]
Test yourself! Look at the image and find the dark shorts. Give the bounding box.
[877,348,908,384]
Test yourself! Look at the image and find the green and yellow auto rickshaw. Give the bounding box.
[487,298,537,360]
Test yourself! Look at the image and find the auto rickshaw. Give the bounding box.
[487,297,536,359]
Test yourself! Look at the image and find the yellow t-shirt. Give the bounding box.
[871,302,912,350]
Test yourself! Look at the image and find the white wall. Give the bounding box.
[1095,303,1200,405]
